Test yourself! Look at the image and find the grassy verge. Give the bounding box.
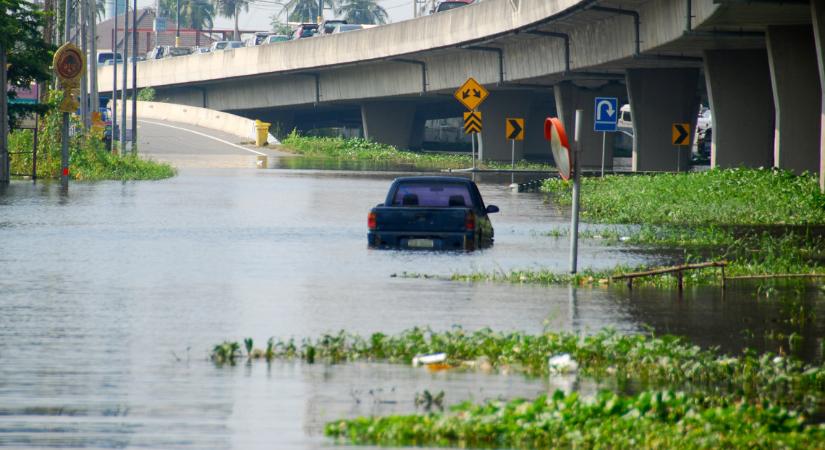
[541,168,825,226]
[8,93,175,181]
[442,169,825,288]
[325,390,824,449]
[279,131,554,171]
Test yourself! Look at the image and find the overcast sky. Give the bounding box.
[131,0,422,31]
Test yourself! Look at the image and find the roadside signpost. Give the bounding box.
[672,122,690,172]
[505,118,524,184]
[545,111,583,274]
[593,97,618,177]
[53,42,85,187]
[455,77,489,169]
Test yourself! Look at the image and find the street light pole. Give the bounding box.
[176,0,181,46]
[131,0,137,153]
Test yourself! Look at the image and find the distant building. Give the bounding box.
[96,8,227,56]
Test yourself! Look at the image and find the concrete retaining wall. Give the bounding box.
[115,100,279,145]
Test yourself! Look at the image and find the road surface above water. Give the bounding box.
[1,121,822,449]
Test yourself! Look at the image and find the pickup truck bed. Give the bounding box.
[367,176,498,251]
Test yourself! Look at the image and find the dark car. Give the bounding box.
[319,19,347,35]
[368,176,498,251]
[292,23,319,39]
[431,0,474,13]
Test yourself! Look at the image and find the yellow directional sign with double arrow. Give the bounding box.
[464,111,482,134]
[455,77,489,111]
[672,123,690,145]
[506,118,524,141]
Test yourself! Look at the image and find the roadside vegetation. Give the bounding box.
[279,131,554,171]
[213,328,825,448]
[448,169,825,288]
[9,93,175,181]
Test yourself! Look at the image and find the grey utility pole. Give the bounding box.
[0,44,8,183]
[569,109,583,274]
[176,0,180,46]
[120,0,128,150]
[80,0,89,128]
[112,0,118,152]
[131,0,137,153]
[61,0,73,187]
[89,0,98,118]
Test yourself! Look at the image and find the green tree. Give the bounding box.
[336,0,386,24]
[1,0,54,127]
[284,0,319,23]
[159,0,214,32]
[213,0,248,41]
[269,18,292,36]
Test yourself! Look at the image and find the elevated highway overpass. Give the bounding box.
[99,0,825,189]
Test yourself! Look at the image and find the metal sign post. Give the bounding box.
[463,110,482,170]
[594,97,618,177]
[455,78,488,170]
[505,117,524,185]
[672,122,690,172]
[570,109,583,274]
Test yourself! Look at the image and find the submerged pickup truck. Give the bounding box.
[367,176,499,250]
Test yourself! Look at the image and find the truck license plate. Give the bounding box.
[407,238,434,249]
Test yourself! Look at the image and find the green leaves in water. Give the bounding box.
[325,389,825,449]
[213,328,825,414]
[211,341,240,365]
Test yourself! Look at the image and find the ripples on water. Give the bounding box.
[1,168,823,448]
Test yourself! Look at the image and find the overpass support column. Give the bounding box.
[554,81,627,170]
[767,26,822,174]
[478,91,534,162]
[361,102,418,150]
[626,68,700,172]
[704,50,775,169]
[812,0,825,191]
[524,97,556,162]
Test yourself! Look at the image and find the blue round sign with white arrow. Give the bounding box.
[593,97,618,132]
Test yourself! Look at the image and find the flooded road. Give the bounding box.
[1,121,822,448]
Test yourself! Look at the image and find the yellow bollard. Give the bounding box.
[254,120,271,147]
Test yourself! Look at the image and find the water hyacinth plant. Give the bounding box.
[214,328,825,414]
[325,390,825,449]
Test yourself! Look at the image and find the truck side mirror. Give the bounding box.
[486,205,499,214]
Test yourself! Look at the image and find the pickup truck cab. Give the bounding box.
[368,176,498,250]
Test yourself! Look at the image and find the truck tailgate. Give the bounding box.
[373,207,469,233]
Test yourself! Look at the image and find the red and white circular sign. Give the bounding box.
[544,117,572,180]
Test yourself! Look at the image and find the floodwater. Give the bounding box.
[1,164,824,449]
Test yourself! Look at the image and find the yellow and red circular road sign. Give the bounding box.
[53,43,85,82]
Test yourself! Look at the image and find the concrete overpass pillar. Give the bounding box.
[704,50,775,169]
[360,102,418,150]
[477,91,534,162]
[524,96,556,162]
[812,0,825,191]
[553,81,627,170]
[767,25,822,174]
[626,69,700,172]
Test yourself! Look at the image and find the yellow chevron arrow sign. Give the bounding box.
[464,111,482,134]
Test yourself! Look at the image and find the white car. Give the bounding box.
[209,41,244,51]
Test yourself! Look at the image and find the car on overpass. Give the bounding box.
[210,41,244,51]
[292,23,319,39]
[332,24,364,34]
[431,0,474,14]
[319,19,347,35]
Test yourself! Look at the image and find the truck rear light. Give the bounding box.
[465,211,475,230]
[368,212,377,230]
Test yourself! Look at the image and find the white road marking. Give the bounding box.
[138,119,267,156]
